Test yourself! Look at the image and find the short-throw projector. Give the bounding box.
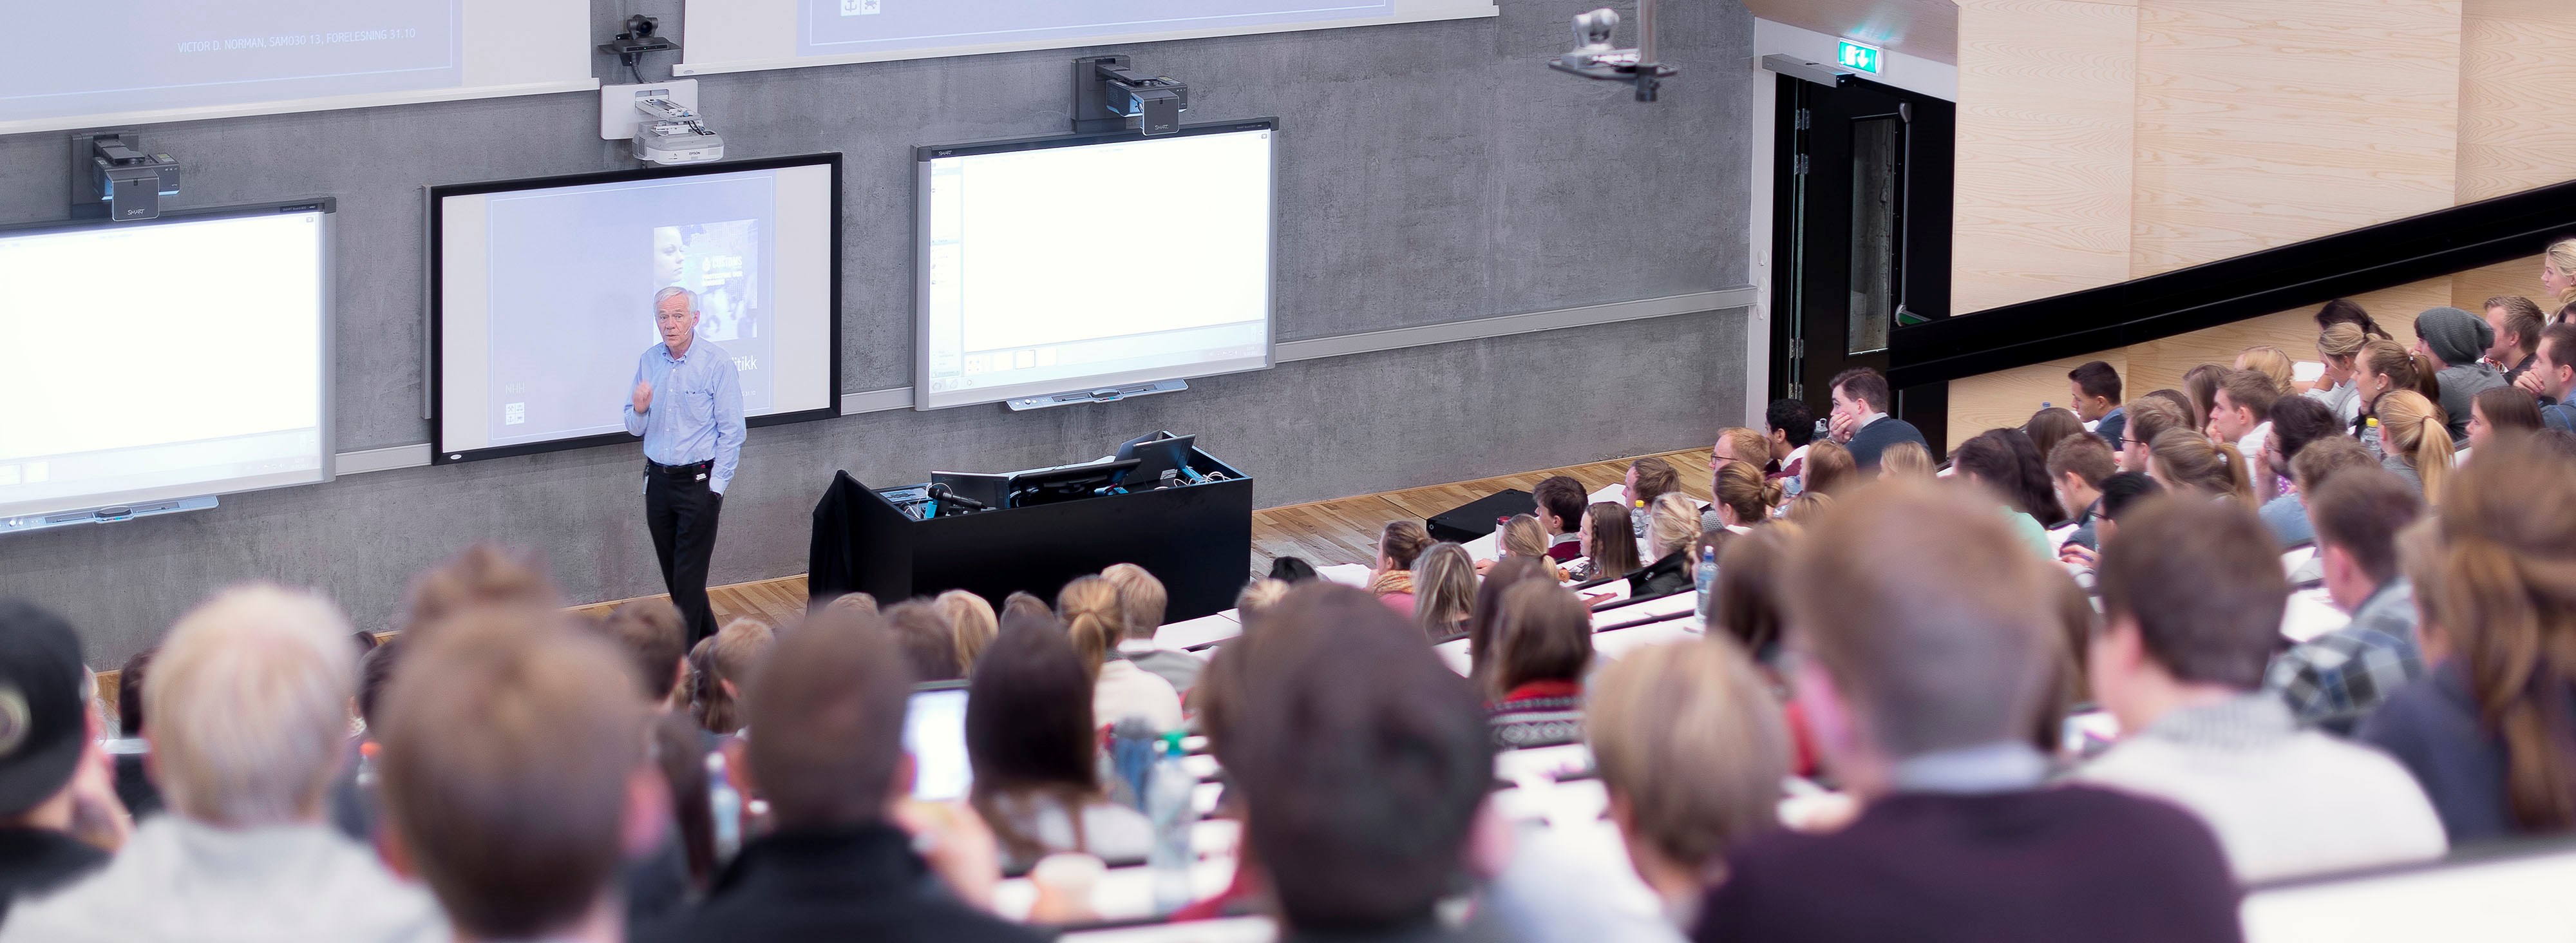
[632,98,724,165]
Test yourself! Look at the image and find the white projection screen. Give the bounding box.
[914,121,1275,411]
[0,0,594,135]
[677,0,1494,75]
[431,155,842,464]
[0,203,336,522]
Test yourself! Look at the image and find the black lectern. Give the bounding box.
[808,447,1253,622]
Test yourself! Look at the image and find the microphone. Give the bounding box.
[927,482,989,511]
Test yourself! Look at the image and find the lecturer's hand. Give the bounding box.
[632,379,654,414]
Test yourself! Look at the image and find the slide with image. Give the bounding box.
[479,174,780,448]
[2,0,462,125]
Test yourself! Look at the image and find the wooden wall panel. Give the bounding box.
[1951,0,2140,314]
[2128,1,2463,278]
[2458,0,2576,201]
[1946,352,2124,450]
[2452,254,2553,314]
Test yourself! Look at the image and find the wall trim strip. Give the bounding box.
[339,287,1756,476]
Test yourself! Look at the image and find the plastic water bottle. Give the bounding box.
[1145,732,1197,913]
[706,752,743,865]
[1694,544,1720,622]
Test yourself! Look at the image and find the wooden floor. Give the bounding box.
[571,446,1714,628]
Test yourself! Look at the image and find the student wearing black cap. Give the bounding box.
[0,601,122,918]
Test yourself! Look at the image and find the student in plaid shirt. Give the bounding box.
[2265,468,2428,734]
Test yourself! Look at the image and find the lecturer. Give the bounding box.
[625,285,744,645]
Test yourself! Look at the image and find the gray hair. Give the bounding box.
[652,285,698,313]
[147,584,357,826]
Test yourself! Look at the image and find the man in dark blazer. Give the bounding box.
[1827,368,1929,470]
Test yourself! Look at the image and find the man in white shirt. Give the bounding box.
[2077,495,2444,884]
[2208,370,2278,487]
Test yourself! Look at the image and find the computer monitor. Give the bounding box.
[1117,433,1197,490]
[1009,459,1141,508]
[929,471,1010,515]
[903,681,971,802]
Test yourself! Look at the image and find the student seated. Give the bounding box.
[2206,369,2279,464]
[965,614,1154,874]
[1709,462,1783,533]
[1,587,443,943]
[2114,396,2190,474]
[1369,520,1435,613]
[1570,501,1641,583]
[0,604,119,920]
[1530,475,1591,563]
[2414,305,2506,441]
[1589,638,1789,929]
[1825,368,1928,470]
[2068,359,2128,450]
[374,609,668,943]
[2254,395,2340,546]
[1464,557,1560,692]
[1229,586,1493,943]
[1799,440,1858,497]
[1100,563,1201,694]
[1765,398,1817,482]
[2057,470,2163,575]
[2075,495,2444,883]
[934,589,999,672]
[1058,575,1182,733]
[1496,515,1568,580]
[1625,457,1684,536]
[2371,389,2454,500]
[1873,441,1933,480]
[691,618,774,736]
[1713,427,1774,481]
[2361,436,2576,846]
[2044,434,2116,551]
[2311,322,2371,426]
[1410,544,1476,641]
[2148,428,2255,504]
[2464,385,2542,459]
[2483,295,2544,386]
[882,601,965,682]
[2022,408,2085,469]
[1485,581,1595,749]
[1631,493,1703,597]
[639,607,1039,943]
[2266,467,2427,734]
[1951,428,2063,558]
[1693,481,2239,943]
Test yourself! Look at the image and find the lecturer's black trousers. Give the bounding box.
[645,462,723,646]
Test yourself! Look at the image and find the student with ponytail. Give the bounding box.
[2146,428,2254,505]
[1711,461,1786,531]
[2371,390,2454,502]
[2362,436,2576,844]
[1059,574,1182,732]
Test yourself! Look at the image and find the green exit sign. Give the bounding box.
[1837,39,1882,74]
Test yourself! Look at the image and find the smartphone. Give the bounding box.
[905,681,973,801]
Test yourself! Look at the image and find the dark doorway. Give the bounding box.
[1768,73,1953,444]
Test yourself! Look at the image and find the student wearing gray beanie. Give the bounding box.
[2413,306,2503,441]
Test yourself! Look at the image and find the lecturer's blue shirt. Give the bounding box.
[624,336,744,495]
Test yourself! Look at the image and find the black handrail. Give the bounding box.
[1887,180,2576,388]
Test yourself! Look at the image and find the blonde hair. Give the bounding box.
[823,591,879,616]
[2551,238,2576,307]
[1411,544,1477,640]
[1587,637,1788,873]
[148,584,358,826]
[1501,514,1551,560]
[934,590,999,669]
[2235,345,2295,395]
[2316,321,2370,364]
[1235,579,1292,627]
[1056,575,1122,678]
[711,618,775,701]
[2148,428,2255,504]
[1713,461,1785,523]
[1781,490,1835,525]
[1717,426,1770,467]
[2375,389,2455,501]
[1877,441,1934,479]
[1647,492,1703,560]
[1099,563,1168,642]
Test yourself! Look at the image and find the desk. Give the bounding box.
[808,447,1253,620]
